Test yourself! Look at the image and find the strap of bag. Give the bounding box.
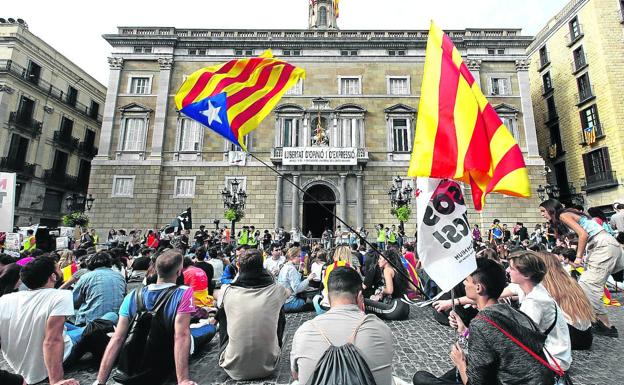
[476,314,565,377]
[544,305,558,336]
[347,315,369,344]
[147,285,179,314]
[312,315,369,347]
[311,320,334,346]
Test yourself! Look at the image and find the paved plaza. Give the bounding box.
[2,293,623,385]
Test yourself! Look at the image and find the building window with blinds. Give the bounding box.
[178,119,201,152]
[129,77,151,94]
[338,76,361,95]
[388,76,410,95]
[282,118,301,147]
[112,176,135,197]
[502,116,520,143]
[490,77,510,96]
[392,118,410,153]
[174,177,196,198]
[120,118,146,152]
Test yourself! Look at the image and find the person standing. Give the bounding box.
[610,202,624,231]
[376,224,386,251]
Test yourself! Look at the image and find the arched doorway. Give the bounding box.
[303,184,336,238]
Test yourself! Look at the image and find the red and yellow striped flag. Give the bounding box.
[408,22,530,211]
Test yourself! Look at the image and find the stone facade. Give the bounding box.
[89,6,548,236]
[0,20,106,227]
[527,0,624,211]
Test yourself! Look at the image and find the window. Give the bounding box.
[66,86,78,107]
[188,49,206,55]
[337,118,363,147]
[178,118,201,152]
[549,123,563,153]
[235,49,253,56]
[543,72,553,93]
[577,73,593,102]
[121,118,145,151]
[283,50,301,56]
[569,17,582,41]
[59,116,74,138]
[16,96,35,123]
[339,77,361,95]
[392,118,410,153]
[340,50,358,56]
[621,0,624,20]
[580,105,602,136]
[583,148,611,179]
[319,6,328,26]
[229,135,249,151]
[488,49,495,55]
[175,177,196,198]
[26,61,41,84]
[573,46,586,71]
[112,176,134,197]
[539,46,549,68]
[129,77,151,94]
[388,77,410,95]
[285,79,303,95]
[502,117,520,143]
[388,50,406,56]
[133,46,152,53]
[546,96,557,120]
[89,100,100,119]
[497,49,505,55]
[490,77,510,95]
[282,118,301,147]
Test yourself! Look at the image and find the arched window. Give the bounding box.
[319,7,327,27]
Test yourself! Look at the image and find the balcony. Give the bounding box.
[544,111,558,124]
[577,85,595,105]
[43,169,79,190]
[541,84,554,95]
[565,25,584,46]
[8,111,43,137]
[581,171,618,192]
[0,157,36,178]
[271,146,369,165]
[0,60,103,123]
[78,141,98,158]
[53,131,80,151]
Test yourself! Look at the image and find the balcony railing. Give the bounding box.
[43,169,79,190]
[53,131,80,151]
[78,141,99,158]
[8,111,43,137]
[0,157,36,178]
[581,170,618,192]
[0,60,103,123]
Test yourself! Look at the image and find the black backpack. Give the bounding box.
[305,315,377,385]
[113,286,178,385]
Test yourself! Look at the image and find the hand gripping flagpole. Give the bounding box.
[247,152,430,300]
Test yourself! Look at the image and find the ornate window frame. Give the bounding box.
[116,102,152,160]
[385,104,416,161]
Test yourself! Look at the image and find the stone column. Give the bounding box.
[150,57,174,159]
[275,175,283,228]
[96,57,124,159]
[466,59,482,89]
[356,174,364,229]
[339,174,347,221]
[291,174,300,230]
[302,117,309,146]
[332,115,338,146]
[516,59,540,157]
[342,119,349,147]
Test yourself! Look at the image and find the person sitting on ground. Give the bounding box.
[72,252,126,326]
[217,248,290,380]
[413,258,555,385]
[363,248,410,321]
[278,246,316,313]
[0,257,80,385]
[536,251,595,350]
[263,243,286,277]
[95,249,216,385]
[208,248,224,288]
[291,267,395,385]
[313,246,355,314]
[193,246,215,296]
[182,256,212,308]
[308,250,326,289]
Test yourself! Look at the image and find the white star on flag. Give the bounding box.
[201,101,222,125]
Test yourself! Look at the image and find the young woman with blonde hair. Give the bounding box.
[537,251,595,350]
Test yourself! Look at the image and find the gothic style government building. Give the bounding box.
[89,1,547,236]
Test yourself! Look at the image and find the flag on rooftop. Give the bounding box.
[407,21,530,211]
[175,50,305,151]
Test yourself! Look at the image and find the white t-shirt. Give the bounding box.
[507,283,572,371]
[263,256,285,276]
[310,262,324,282]
[0,288,74,384]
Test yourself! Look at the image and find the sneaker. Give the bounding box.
[593,321,619,338]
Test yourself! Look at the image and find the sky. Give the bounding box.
[3,0,569,85]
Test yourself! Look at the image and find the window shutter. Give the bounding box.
[487,77,493,95]
[601,147,612,171]
[582,152,591,177]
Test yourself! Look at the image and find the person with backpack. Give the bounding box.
[291,266,395,385]
[94,249,216,385]
[413,258,556,385]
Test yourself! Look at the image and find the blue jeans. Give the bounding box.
[283,297,306,313]
[65,312,118,344]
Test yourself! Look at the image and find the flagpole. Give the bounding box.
[247,152,429,299]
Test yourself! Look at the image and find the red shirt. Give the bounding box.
[183,266,208,292]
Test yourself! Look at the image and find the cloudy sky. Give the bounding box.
[4,0,569,85]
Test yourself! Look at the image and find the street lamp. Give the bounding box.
[536,184,560,201]
[221,178,247,242]
[65,193,95,213]
[388,176,413,230]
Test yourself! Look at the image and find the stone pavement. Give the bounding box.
[2,297,624,385]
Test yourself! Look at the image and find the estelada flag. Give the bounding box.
[408,22,530,211]
[175,50,305,151]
